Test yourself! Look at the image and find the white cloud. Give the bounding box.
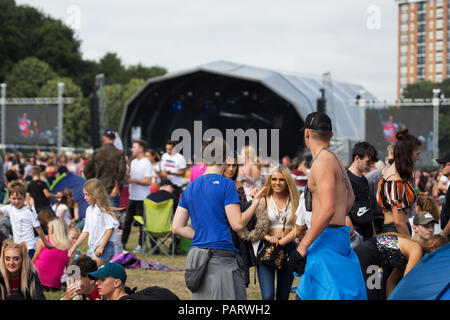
[15,0,399,99]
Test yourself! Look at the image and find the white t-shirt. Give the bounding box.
[128,157,153,200]
[295,193,311,229]
[52,203,72,226]
[161,152,187,187]
[82,205,119,251]
[1,204,40,250]
[440,175,450,188]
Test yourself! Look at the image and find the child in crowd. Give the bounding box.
[53,189,76,226]
[37,209,54,235]
[68,178,119,268]
[0,182,53,259]
[60,225,82,287]
[26,166,62,214]
[32,218,70,290]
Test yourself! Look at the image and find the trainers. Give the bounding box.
[133,245,143,253]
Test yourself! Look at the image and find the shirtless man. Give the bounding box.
[290,112,367,300]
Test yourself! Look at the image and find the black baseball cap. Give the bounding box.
[103,128,116,140]
[436,152,450,165]
[300,112,332,132]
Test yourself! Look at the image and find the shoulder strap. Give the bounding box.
[325,149,350,190]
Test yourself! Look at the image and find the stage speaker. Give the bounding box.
[90,94,101,149]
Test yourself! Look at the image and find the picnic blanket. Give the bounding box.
[111,253,184,272]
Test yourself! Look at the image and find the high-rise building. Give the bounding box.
[396,0,448,98]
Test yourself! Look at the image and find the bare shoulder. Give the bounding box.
[383,165,400,181]
[398,236,423,256]
[311,152,337,176]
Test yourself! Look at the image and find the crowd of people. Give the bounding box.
[0,114,449,300]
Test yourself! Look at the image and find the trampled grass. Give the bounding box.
[44,226,299,300]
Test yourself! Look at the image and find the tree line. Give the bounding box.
[403,80,450,156]
[0,0,166,148]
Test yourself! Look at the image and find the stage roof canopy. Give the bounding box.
[121,60,381,141]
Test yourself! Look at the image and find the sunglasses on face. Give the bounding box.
[388,158,395,165]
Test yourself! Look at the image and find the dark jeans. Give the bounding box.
[28,249,35,259]
[257,242,296,300]
[108,195,121,209]
[121,199,144,246]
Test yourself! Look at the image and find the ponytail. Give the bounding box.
[394,129,421,181]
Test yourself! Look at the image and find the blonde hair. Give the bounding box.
[386,144,395,158]
[0,241,38,299]
[83,178,116,216]
[261,165,299,227]
[239,145,260,167]
[68,224,81,235]
[48,218,70,250]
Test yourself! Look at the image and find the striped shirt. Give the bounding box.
[376,178,417,211]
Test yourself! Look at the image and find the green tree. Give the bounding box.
[0,0,85,89]
[7,57,57,97]
[403,81,450,155]
[402,80,436,99]
[38,77,90,148]
[105,78,145,131]
[123,64,167,83]
[98,52,126,85]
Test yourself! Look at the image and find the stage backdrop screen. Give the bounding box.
[5,105,58,145]
[365,107,434,167]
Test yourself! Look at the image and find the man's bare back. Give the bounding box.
[308,148,354,227]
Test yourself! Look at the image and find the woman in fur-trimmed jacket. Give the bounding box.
[239,165,299,300]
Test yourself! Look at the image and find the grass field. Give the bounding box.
[44,226,299,300]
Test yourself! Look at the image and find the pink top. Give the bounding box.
[34,236,69,288]
[189,163,207,182]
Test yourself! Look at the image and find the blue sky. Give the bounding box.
[16,0,399,100]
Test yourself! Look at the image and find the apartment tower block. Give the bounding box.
[397,0,449,98]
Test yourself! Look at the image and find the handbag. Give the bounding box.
[257,198,288,270]
[257,240,287,270]
[185,248,212,292]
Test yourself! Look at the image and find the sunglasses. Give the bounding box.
[388,158,395,165]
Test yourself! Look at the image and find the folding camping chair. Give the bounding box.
[133,198,175,257]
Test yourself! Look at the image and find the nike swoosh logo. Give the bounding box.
[357,207,369,217]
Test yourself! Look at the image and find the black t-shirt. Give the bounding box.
[27,180,50,209]
[347,169,374,240]
[146,190,178,210]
